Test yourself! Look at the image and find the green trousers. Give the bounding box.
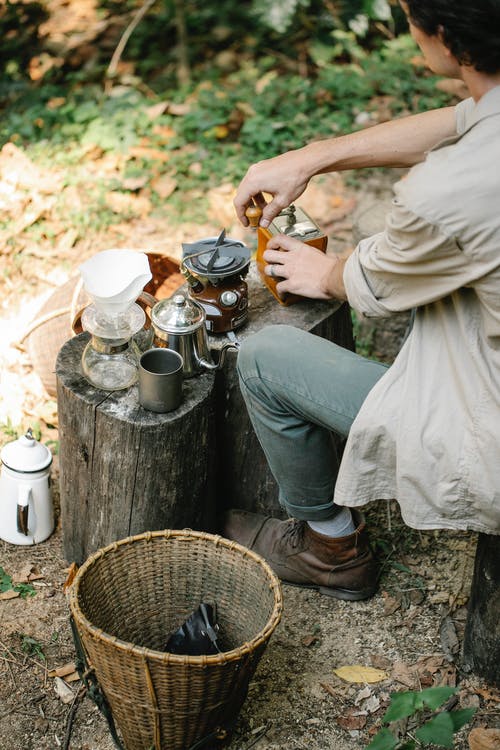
[236,324,388,521]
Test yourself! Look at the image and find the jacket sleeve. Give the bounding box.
[343,199,485,318]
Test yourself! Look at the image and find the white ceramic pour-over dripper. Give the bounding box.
[79,249,152,316]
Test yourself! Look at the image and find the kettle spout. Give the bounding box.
[199,341,239,372]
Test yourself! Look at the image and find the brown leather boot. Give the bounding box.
[223,509,378,601]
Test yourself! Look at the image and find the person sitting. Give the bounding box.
[223,0,500,600]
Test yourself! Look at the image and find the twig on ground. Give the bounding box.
[105,0,157,92]
[62,684,87,750]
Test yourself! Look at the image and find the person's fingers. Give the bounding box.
[263,248,288,265]
[259,198,288,228]
[265,234,303,254]
[264,262,286,279]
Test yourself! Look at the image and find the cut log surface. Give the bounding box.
[56,334,217,565]
[463,533,500,688]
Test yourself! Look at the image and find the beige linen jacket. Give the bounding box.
[337,87,500,534]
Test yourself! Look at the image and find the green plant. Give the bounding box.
[367,686,476,749]
[20,634,45,661]
[0,418,18,441]
[351,310,376,359]
[0,567,36,599]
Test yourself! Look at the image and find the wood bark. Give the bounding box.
[56,334,217,565]
[462,534,500,688]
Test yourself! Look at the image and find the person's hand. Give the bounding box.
[234,148,312,228]
[264,234,348,301]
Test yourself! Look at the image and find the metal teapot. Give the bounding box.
[150,293,239,377]
[0,428,54,545]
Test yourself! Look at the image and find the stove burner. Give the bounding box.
[197,251,236,271]
[181,230,251,333]
[182,230,250,280]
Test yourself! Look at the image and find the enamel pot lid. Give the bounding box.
[1,428,52,473]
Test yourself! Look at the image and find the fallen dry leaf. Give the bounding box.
[63,562,79,592]
[320,682,341,698]
[336,709,367,731]
[152,124,176,142]
[105,191,152,218]
[474,686,500,702]
[382,591,401,616]
[54,676,75,704]
[12,564,44,584]
[391,660,417,688]
[166,101,191,116]
[301,634,319,647]
[363,694,381,714]
[128,145,169,163]
[333,665,389,684]
[414,653,446,674]
[0,143,62,194]
[468,727,500,750]
[122,176,149,191]
[0,590,20,601]
[369,654,392,671]
[255,70,278,95]
[151,174,177,200]
[29,400,58,428]
[49,662,77,679]
[355,686,372,704]
[440,615,460,660]
[146,102,169,120]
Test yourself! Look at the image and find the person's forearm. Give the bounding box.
[296,106,457,179]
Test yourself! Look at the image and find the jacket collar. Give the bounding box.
[462,85,500,131]
[430,85,500,152]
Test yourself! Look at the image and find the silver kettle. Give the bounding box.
[150,293,239,377]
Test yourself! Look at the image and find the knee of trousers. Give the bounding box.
[236,325,298,384]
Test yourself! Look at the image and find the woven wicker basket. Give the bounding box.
[69,529,283,750]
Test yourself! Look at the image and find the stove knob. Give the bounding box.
[220,290,239,308]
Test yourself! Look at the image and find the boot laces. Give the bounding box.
[282,520,306,548]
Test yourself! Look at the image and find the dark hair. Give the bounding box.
[405,0,500,73]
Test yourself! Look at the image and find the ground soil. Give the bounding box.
[1,170,499,750]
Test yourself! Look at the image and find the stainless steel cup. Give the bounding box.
[139,348,183,413]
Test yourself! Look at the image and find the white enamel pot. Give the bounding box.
[0,429,54,545]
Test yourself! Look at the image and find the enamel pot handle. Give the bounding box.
[17,485,32,536]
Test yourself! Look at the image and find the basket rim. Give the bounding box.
[69,528,283,665]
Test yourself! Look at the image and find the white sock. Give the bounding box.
[307,507,356,538]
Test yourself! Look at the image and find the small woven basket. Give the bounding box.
[69,529,283,750]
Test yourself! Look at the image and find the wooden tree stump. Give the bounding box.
[210,266,354,518]
[56,333,217,565]
[56,267,355,563]
[462,534,500,688]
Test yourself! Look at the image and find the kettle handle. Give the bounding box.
[17,485,32,536]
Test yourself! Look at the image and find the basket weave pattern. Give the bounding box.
[69,529,283,750]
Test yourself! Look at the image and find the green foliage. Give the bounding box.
[367,687,476,749]
[0,418,19,441]
[20,634,45,661]
[252,0,311,34]
[0,1,48,80]
[351,310,376,359]
[0,2,458,225]
[0,567,37,599]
